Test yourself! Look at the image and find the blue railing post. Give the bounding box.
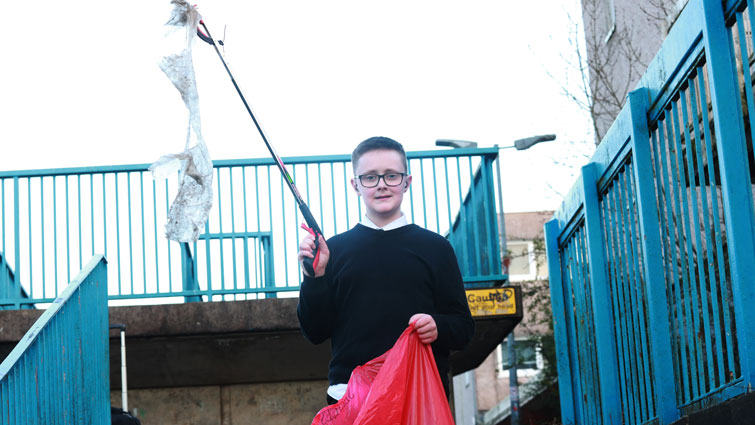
[581,163,622,423]
[702,0,755,388]
[263,235,277,299]
[627,89,680,422]
[481,156,501,277]
[544,219,577,424]
[12,177,20,310]
[181,242,201,302]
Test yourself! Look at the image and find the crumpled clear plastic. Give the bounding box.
[311,325,455,425]
[149,0,213,243]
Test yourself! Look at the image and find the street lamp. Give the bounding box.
[511,134,556,150]
[435,134,556,425]
[436,134,556,151]
[435,139,479,149]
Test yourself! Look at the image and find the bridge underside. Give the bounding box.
[0,298,518,389]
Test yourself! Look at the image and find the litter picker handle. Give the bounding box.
[299,204,322,277]
[197,17,327,278]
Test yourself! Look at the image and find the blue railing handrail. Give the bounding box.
[0,255,106,378]
[0,255,109,424]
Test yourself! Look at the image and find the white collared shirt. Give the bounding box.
[327,383,348,401]
[360,213,408,231]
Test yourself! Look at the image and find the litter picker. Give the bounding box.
[196,20,323,277]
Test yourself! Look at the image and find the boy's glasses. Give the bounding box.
[357,173,406,188]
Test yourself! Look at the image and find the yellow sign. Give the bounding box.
[466,287,517,317]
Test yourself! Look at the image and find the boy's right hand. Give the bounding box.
[298,234,329,278]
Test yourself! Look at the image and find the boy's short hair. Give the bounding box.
[351,137,408,173]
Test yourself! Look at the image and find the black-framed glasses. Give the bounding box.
[356,173,406,188]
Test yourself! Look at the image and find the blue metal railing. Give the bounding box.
[0,255,109,424]
[545,0,755,423]
[447,154,504,285]
[0,148,503,306]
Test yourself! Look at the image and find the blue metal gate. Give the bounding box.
[545,0,755,423]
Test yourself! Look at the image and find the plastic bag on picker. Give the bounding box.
[311,324,455,425]
[150,0,213,243]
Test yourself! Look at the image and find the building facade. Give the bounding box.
[581,0,688,141]
[456,211,555,425]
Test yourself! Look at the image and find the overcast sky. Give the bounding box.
[1,0,594,213]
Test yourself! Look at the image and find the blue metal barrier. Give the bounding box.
[447,153,505,286]
[545,0,755,422]
[0,255,109,425]
[0,148,502,306]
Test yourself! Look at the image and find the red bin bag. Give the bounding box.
[311,324,455,425]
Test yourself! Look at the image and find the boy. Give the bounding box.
[297,136,474,405]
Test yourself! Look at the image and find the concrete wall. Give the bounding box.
[111,380,329,425]
[452,370,478,425]
[1,297,517,424]
[475,350,508,412]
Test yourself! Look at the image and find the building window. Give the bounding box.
[507,241,536,282]
[496,339,544,378]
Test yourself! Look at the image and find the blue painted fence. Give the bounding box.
[0,255,109,425]
[447,153,504,286]
[545,0,755,423]
[0,148,503,307]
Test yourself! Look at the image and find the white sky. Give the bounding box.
[1,0,594,213]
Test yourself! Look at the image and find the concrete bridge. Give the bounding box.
[0,293,520,423]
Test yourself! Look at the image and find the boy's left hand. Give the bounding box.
[409,313,438,344]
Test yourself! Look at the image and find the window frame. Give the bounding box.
[495,338,544,379]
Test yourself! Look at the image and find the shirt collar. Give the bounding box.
[361,213,408,231]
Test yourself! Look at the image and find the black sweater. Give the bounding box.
[297,224,475,391]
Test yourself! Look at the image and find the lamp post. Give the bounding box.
[436,134,556,425]
[436,134,555,151]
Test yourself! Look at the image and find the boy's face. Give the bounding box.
[351,149,412,225]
